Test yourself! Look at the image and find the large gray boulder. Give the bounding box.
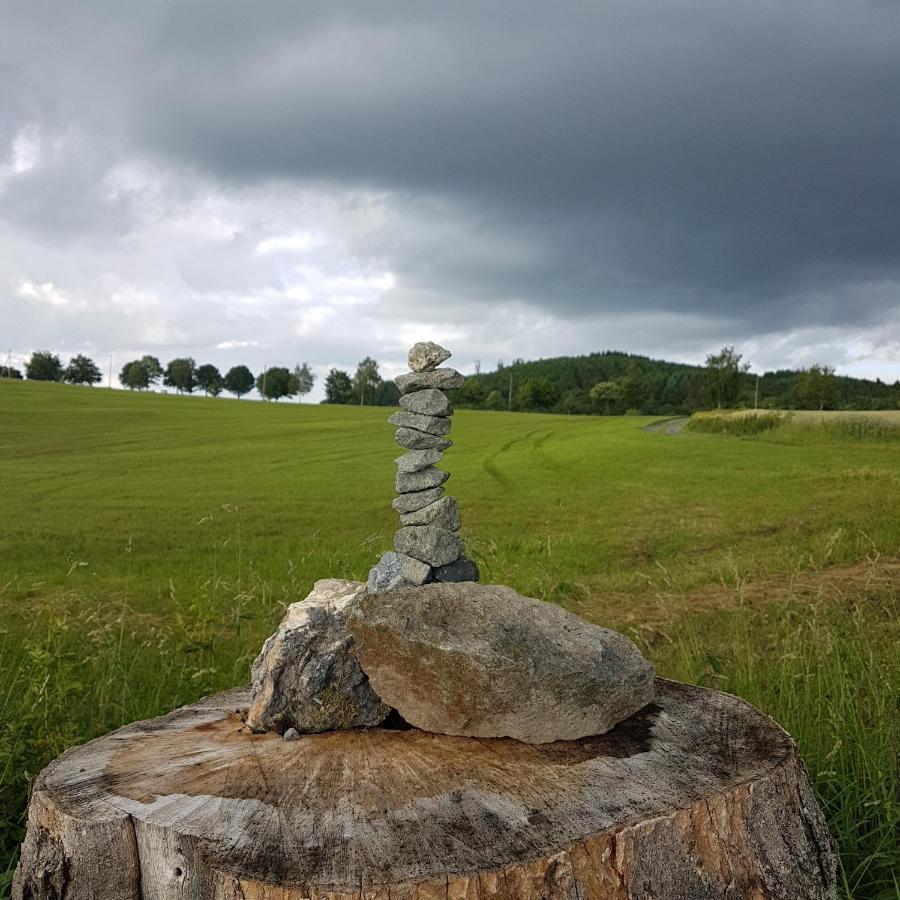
[246,580,389,734]
[348,582,654,744]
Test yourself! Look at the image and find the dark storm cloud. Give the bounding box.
[2,0,900,383]
[128,0,900,326]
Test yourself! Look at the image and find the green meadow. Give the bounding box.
[1,381,898,897]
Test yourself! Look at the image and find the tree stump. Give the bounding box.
[14,679,836,899]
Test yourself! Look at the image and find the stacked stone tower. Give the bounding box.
[367,341,479,593]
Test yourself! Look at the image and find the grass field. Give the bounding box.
[1,381,898,897]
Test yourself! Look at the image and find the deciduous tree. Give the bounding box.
[324,368,353,404]
[457,379,487,408]
[516,378,559,411]
[120,360,150,391]
[796,364,839,410]
[64,354,102,385]
[140,355,163,387]
[224,365,254,398]
[290,362,315,402]
[590,380,623,414]
[486,389,505,410]
[353,357,381,406]
[704,346,748,409]
[164,357,196,394]
[25,351,64,382]
[195,364,224,397]
[256,366,293,401]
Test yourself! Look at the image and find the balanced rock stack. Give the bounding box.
[367,341,479,593]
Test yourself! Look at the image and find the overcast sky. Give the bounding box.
[2,1,899,398]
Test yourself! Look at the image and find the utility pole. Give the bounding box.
[262,366,267,400]
[754,374,759,410]
[108,355,113,389]
[508,374,513,411]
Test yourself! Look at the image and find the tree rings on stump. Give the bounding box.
[14,680,836,899]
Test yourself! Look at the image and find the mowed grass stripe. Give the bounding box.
[3,380,900,615]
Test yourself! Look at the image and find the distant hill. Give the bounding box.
[453,350,899,415]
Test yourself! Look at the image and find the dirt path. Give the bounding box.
[643,416,690,435]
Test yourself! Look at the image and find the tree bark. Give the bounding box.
[14,680,836,899]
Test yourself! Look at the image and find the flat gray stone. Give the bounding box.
[388,410,451,436]
[396,466,449,494]
[394,525,463,567]
[408,341,451,372]
[400,495,461,530]
[395,448,443,473]
[433,555,479,583]
[399,389,453,417]
[349,583,655,744]
[395,368,464,395]
[392,487,444,513]
[395,428,452,451]
[367,551,432,594]
[246,579,389,734]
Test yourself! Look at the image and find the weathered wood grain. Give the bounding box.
[13,680,836,899]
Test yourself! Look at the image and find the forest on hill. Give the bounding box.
[451,350,900,416]
[6,346,898,415]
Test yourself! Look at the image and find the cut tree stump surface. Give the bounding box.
[14,679,836,899]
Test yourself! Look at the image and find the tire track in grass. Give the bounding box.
[482,428,554,485]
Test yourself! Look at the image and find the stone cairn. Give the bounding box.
[367,341,479,593]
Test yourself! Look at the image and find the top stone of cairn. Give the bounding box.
[408,341,451,372]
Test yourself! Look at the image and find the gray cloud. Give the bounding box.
[2,0,900,391]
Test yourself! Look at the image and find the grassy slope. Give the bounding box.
[1,381,898,897]
[3,380,900,612]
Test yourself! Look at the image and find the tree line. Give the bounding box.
[5,346,897,413]
[2,350,403,406]
[321,357,399,406]
[1,351,316,402]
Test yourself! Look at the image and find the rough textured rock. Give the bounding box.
[367,551,431,593]
[391,486,444,512]
[388,409,452,436]
[396,466,450,493]
[400,388,453,416]
[246,579,389,734]
[395,368,465,395]
[394,525,463,567]
[408,341,451,372]
[395,448,443,473]
[433,554,479,582]
[399,495,461,530]
[349,582,655,743]
[395,427,452,451]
